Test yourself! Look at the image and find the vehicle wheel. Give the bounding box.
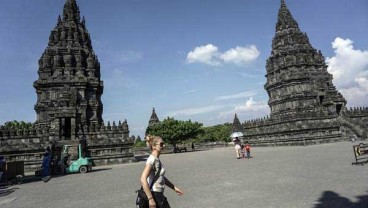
[79,166,88,173]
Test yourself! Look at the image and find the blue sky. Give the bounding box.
[0,0,367,138]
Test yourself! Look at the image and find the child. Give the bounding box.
[241,144,246,159]
[245,143,251,159]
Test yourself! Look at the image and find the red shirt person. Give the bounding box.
[245,143,251,159]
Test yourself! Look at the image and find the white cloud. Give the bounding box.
[220,45,260,65]
[186,44,259,66]
[326,37,368,106]
[340,87,368,107]
[234,97,269,112]
[215,91,257,101]
[217,97,270,121]
[186,44,220,66]
[166,105,226,117]
[355,77,368,91]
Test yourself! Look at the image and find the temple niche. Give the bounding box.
[237,0,368,146]
[0,0,134,171]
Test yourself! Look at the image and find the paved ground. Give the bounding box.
[0,141,367,208]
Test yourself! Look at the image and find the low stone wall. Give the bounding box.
[0,142,135,173]
[244,116,347,147]
[89,143,135,166]
[133,142,228,156]
[0,121,135,173]
[1,149,45,173]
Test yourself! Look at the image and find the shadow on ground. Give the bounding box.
[135,155,149,162]
[0,186,19,197]
[1,167,112,187]
[90,168,112,173]
[134,149,207,162]
[1,175,41,186]
[314,191,368,208]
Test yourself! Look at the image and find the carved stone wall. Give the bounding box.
[0,0,134,172]
[244,116,343,146]
[240,0,368,146]
[34,0,104,135]
[0,121,134,171]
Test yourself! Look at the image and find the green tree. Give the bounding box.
[146,117,204,150]
[4,120,32,129]
[136,135,142,142]
[196,123,232,143]
[134,135,146,147]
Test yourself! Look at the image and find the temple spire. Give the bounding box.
[148,108,160,128]
[276,0,299,32]
[81,16,86,26]
[232,113,243,133]
[63,0,81,22]
[145,108,160,135]
[35,0,104,128]
[264,0,347,119]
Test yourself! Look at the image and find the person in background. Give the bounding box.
[41,152,51,181]
[140,135,184,208]
[241,144,247,159]
[245,142,251,159]
[234,137,241,159]
[0,156,5,183]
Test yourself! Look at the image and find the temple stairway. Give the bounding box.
[339,112,368,140]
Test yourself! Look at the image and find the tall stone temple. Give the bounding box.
[146,108,160,134]
[236,0,368,146]
[34,0,104,141]
[148,108,160,128]
[0,0,135,171]
[232,114,243,133]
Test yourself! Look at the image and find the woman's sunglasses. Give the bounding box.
[156,142,164,147]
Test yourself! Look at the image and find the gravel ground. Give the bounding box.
[0,141,367,208]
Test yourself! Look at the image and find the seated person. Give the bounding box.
[0,156,5,182]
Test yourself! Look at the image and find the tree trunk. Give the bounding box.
[172,142,177,153]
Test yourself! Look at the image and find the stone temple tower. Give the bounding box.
[1,0,134,170]
[242,0,368,145]
[232,113,243,133]
[34,0,103,140]
[146,108,160,135]
[148,108,160,128]
[264,0,346,119]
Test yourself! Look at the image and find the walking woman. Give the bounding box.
[140,135,184,208]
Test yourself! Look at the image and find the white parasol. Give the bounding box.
[230,132,244,141]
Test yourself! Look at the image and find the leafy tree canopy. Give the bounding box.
[146,117,204,148]
[196,123,232,143]
[136,135,142,142]
[3,120,33,129]
[134,135,147,147]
